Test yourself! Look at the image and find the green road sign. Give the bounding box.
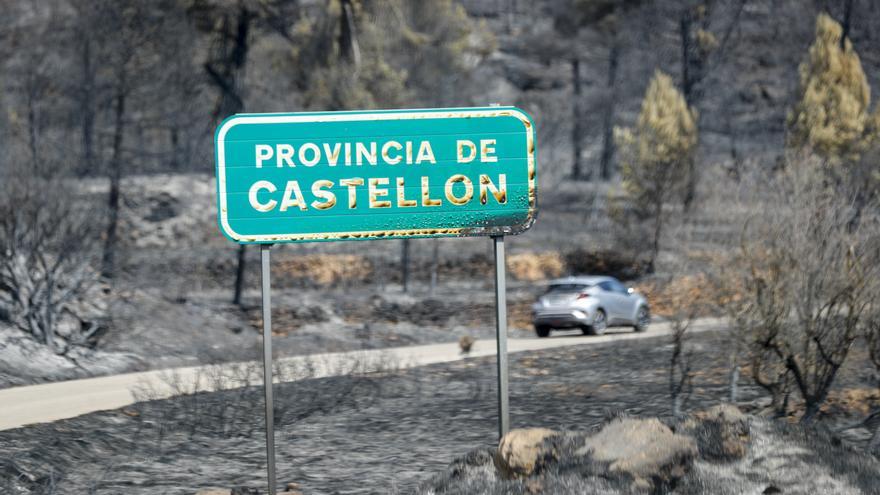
[214,106,537,244]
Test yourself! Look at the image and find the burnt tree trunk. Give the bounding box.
[202,8,251,305]
[170,127,180,169]
[401,239,410,292]
[599,34,619,180]
[571,58,584,180]
[840,0,854,48]
[339,0,361,67]
[26,85,39,168]
[232,244,247,306]
[648,197,663,273]
[80,36,96,176]
[102,85,126,279]
[430,239,439,295]
[679,12,698,212]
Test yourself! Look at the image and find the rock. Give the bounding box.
[459,335,475,354]
[195,487,300,495]
[282,481,304,494]
[145,192,180,222]
[501,55,566,91]
[426,414,880,494]
[524,478,544,494]
[437,447,498,488]
[576,417,697,491]
[683,404,750,461]
[495,428,560,479]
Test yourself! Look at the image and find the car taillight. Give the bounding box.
[577,293,591,300]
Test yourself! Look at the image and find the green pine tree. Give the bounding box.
[787,13,877,163]
[614,70,698,270]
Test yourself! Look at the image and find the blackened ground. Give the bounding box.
[1,330,877,494]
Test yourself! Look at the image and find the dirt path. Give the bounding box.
[0,319,723,430]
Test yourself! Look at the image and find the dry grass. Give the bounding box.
[507,252,565,281]
[247,305,329,336]
[275,254,373,286]
[635,274,720,318]
[509,300,534,330]
[820,388,880,416]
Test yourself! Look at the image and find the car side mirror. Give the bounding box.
[627,287,635,295]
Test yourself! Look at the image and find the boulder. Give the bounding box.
[195,488,302,495]
[576,417,697,491]
[459,335,475,354]
[425,413,880,494]
[495,428,560,479]
[285,481,303,493]
[439,446,498,488]
[683,404,750,461]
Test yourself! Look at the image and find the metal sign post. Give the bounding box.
[493,235,509,439]
[260,244,277,495]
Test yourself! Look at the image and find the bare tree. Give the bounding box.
[65,1,183,279]
[721,155,879,422]
[68,1,100,176]
[192,1,256,306]
[551,0,648,180]
[189,0,307,305]
[599,25,620,180]
[664,279,699,417]
[864,308,880,452]
[0,168,104,355]
[677,0,747,210]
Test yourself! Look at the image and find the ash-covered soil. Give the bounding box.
[0,171,663,389]
[3,330,878,494]
[0,281,541,388]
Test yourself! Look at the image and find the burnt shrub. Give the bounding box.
[563,249,650,281]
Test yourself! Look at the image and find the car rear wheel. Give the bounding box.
[535,325,551,338]
[634,306,650,333]
[584,309,607,336]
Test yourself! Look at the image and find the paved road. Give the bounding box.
[0,318,724,431]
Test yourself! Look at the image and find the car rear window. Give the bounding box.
[546,283,590,293]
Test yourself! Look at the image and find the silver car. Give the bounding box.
[531,276,650,337]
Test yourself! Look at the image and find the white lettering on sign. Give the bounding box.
[415,141,436,164]
[280,181,307,212]
[255,145,274,168]
[480,139,498,162]
[310,180,336,210]
[251,140,455,167]
[382,141,403,165]
[246,174,507,213]
[299,143,321,167]
[277,144,295,167]
[246,137,509,213]
[249,180,277,210]
[457,140,477,163]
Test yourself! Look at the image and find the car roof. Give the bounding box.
[547,275,616,286]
